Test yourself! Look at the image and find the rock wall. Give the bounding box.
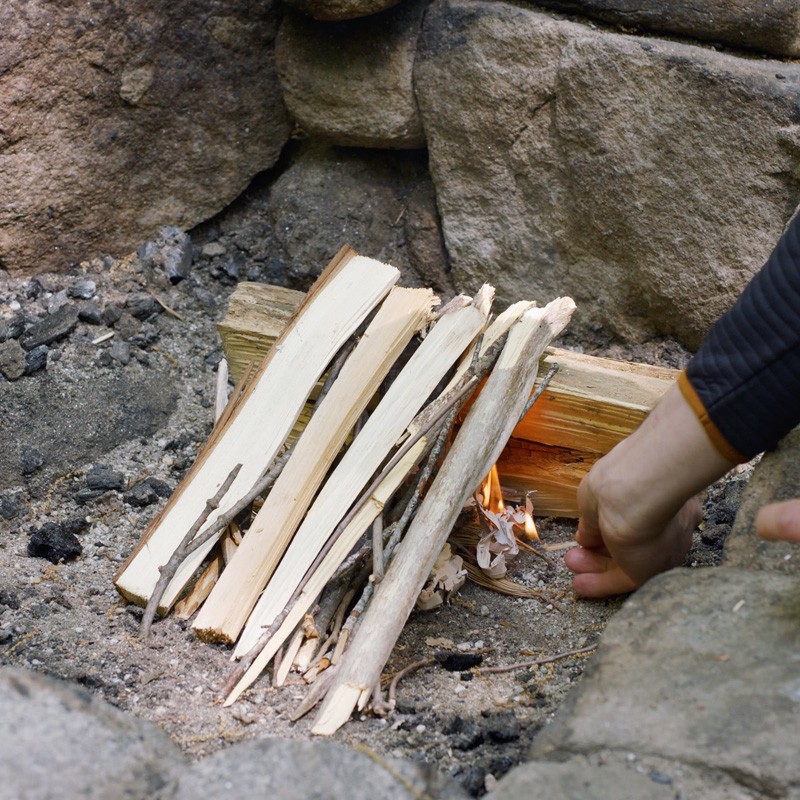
[4,0,800,346]
[0,0,290,276]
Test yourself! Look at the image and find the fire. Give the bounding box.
[481,464,505,514]
[523,494,539,540]
[477,466,539,540]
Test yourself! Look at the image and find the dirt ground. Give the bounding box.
[0,206,745,796]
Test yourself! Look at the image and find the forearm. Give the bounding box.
[685,210,800,459]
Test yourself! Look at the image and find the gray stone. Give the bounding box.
[266,141,453,294]
[24,344,48,375]
[77,302,104,325]
[172,737,467,800]
[67,279,97,300]
[0,313,25,342]
[125,480,159,507]
[724,428,800,575]
[487,756,673,800]
[126,293,160,321]
[110,340,132,365]
[0,338,27,380]
[276,1,427,148]
[19,305,78,350]
[0,0,290,276]
[0,667,185,800]
[86,464,126,492]
[528,0,800,58]
[201,241,226,258]
[141,226,194,284]
[283,0,401,21]
[415,1,800,347]
[532,568,800,797]
[0,365,176,488]
[20,446,45,476]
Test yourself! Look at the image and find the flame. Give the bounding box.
[480,464,505,514]
[523,494,539,540]
[477,467,539,539]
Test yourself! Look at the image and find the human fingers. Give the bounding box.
[575,477,604,549]
[755,499,800,543]
[564,546,611,574]
[571,563,638,598]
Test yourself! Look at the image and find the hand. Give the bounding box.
[566,476,701,597]
[756,499,800,543]
[565,383,736,598]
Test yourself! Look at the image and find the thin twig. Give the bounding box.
[518,362,559,423]
[387,657,436,709]
[140,463,242,638]
[371,515,384,582]
[290,664,340,721]
[476,644,596,675]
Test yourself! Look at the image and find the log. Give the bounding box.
[311,297,576,735]
[496,439,595,518]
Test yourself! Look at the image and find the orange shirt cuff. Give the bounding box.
[677,370,748,463]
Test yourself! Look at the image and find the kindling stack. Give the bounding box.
[114,245,673,734]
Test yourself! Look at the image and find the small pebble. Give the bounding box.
[68,280,97,300]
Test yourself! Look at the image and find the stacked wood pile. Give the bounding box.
[114,246,676,734]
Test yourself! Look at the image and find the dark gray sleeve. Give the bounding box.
[685,211,800,459]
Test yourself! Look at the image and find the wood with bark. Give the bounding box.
[311,297,576,735]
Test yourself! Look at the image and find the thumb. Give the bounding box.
[755,499,800,543]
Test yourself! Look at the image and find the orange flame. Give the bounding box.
[479,464,505,514]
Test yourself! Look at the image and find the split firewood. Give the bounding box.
[227,289,492,656]
[115,247,401,612]
[222,439,428,706]
[192,287,436,644]
[172,552,224,621]
[311,297,576,735]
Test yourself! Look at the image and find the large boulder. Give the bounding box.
[415,0,800,347]
[205,141,453,295]
[527,0,800,59]
[276,1,428,148]
[0,667,186,800]
[531,568,800,797]
[172,737,466,799]
[283,0,402,21]
[0,0,291,276]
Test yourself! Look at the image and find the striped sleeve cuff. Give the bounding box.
[677,370,748,464]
